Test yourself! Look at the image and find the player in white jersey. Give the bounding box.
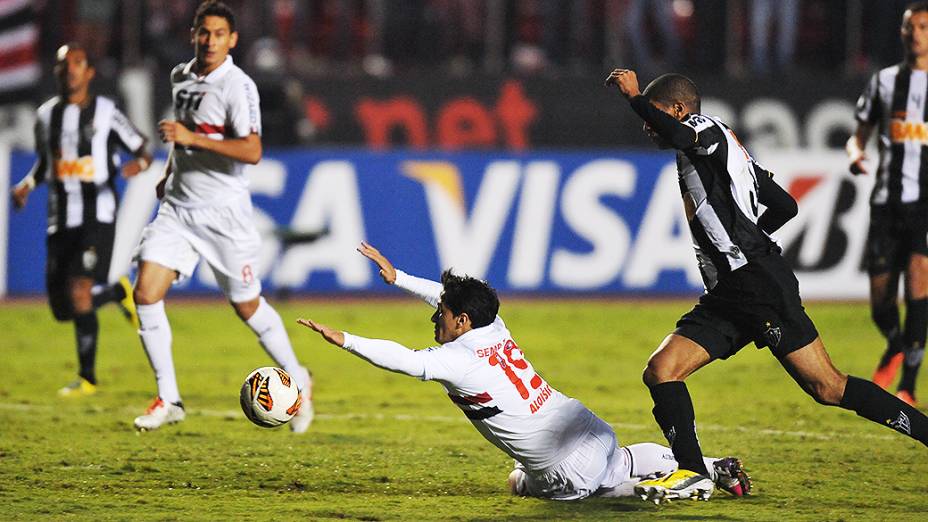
[131,1,313,432]
[297,242,751,501]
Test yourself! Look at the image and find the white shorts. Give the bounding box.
[512,416,629,500]
[135,197,262,302]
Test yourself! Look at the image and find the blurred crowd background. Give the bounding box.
[29,0,909,80]
[0,0,915,150]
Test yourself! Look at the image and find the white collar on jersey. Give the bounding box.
[182,55,234,83]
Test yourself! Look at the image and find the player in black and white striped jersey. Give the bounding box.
[10,42,152,397]
[607,68,928,504]
[847,1,928,407]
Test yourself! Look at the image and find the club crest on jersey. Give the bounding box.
[763,321,782,347]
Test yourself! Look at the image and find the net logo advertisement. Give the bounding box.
[3,149,870,298]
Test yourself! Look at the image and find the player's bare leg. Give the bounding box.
[779,337,928,445]
[58,276,99,397]
[637,334,715,502]
[133,261,185,430]
[234,296,314,433]
[898,254,928,405]
[870,271,905,389]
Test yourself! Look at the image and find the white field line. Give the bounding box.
[0,402,897,442]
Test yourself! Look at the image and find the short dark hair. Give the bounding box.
[643,73,701,113]
[193,1,236,32]
[56,42,94,67]
[906,1,928,15]
[440,270,499,329]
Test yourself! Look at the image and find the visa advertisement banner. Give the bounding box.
[2,148,872,298]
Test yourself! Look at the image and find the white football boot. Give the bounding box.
[134,397,186,431]
[290,366,314,434]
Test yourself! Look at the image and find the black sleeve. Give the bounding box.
[628,94,698,150]
[755,166,797,233]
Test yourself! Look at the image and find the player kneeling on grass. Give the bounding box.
[297,242,751,501]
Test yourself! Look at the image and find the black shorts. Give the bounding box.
[865,203,928,275]
[46,224,115,317]
[674,255,819,360]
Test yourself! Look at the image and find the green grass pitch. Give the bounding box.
[1,298,926,521]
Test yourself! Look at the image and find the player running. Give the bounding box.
[10,42,149,397]
[131,1,313,432]
[606,68,928,504]
[847,2,928,406]
[297,242,751,501]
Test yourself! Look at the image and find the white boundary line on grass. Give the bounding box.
[0,402,898,442]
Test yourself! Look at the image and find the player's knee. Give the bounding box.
[133,285,160,306]
[806,374,848,406]
[642,358,678,387]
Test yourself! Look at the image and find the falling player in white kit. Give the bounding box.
[298,242,751,500]
[131,1,313,432]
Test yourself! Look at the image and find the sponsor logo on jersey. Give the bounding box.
[890,119,928,143]
[55,156,95,181]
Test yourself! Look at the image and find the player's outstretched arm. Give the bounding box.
[297,318,346,347]
[357,241,396,284]
[297,318,431,379]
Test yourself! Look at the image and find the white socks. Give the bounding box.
[137,301,181,404]
[625,442,719,481]
[245,297,310,392]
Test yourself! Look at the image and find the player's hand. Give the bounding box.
[357,241,396,285]
[297,318,346,347]
[121,157,150,178]
[10,182,30,210]
[849,154,869,175]
[158,120,195,147]
[604,68,640,98]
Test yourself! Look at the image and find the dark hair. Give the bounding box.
[440,270,499,329]
[642,73,701,113]
[56,42,94,67]
[904,2,928,64]
[193,1,236,32]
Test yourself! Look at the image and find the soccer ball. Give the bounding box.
[239,367,302,428]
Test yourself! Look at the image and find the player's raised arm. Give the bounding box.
[358,241,443,307]
[605,68,698,150]
[297,318,430,379]
[357,241,397,284]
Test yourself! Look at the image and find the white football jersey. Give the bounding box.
[166,56,261,207]
[341,271,598,471]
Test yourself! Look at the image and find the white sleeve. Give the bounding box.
[110,106,146,153]
[228,74,261,137]
[394,270,443,307]
[341,333,453,381]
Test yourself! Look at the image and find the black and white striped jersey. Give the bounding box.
[856,64,928,206]
[674,114,778,289]
[29,95,146,234]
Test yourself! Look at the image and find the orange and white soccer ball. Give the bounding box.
[239,367,302,428]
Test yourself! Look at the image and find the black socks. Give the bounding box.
[900,299,927,394]
[649,381,709,475]
[74,312,99,384]
[840,375,927,446]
